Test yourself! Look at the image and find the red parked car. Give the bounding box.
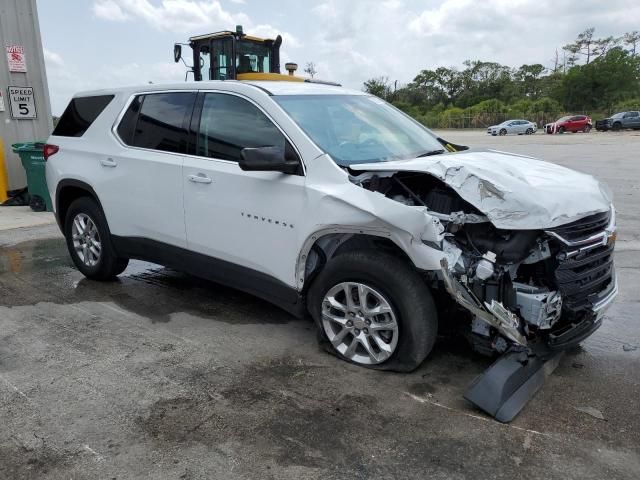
[545,115,592,134]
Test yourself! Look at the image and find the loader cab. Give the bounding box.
[176,26,297,82]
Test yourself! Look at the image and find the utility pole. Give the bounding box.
[0,0,52,199]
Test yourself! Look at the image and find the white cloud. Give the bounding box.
[100,61,186,85]
[45,0,640,112]
[43,48,64,68]
[90,0,300,47]
[301,0,640,90]
[93,0,130,21]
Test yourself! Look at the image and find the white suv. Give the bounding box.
[46,81,617,420]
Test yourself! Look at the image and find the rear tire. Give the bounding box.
[584,125,592,133]
[525,128,533,135]
[64,197,128,280]
[308,251,438,372]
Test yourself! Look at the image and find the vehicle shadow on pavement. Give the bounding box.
[0,237,292,325]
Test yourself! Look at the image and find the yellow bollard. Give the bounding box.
[0,136,9,203]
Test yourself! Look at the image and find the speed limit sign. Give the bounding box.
[7,86,37,119]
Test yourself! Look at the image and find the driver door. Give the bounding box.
[183,92,306,291]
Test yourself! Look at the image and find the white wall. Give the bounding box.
[0,0,53,191]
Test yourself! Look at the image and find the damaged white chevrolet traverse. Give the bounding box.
[46,81,617,422]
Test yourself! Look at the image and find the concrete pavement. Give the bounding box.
[1,130,639,479]
[0,206,56,231]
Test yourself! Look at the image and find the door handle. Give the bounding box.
[188,173,212,184]
[100,157,117,168]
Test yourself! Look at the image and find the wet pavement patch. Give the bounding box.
[0,441,74,479]
[0,237,291,325]
[137,359,378,470]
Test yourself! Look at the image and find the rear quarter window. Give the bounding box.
[117,92,196,154]
[52,95,115,137]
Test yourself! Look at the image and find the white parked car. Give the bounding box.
[45,81,617,421]
[487,119,537,136]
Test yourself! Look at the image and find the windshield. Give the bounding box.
[274,94,445,166]
[557,116,571,122]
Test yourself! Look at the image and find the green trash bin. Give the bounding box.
[11,142,52,212]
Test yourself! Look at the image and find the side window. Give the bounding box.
[199,45,211,80]
[53,95,114,137]
[116,95,143,145]
[212,38,233,80]
[197,93,286,162]
[118,92,196,154]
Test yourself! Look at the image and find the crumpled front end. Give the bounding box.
[348,161,617,421]
[443,209,617,421]
[437,206,617,422]
[440,207,617,357]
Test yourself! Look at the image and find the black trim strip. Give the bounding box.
[54,179,102,232]
[111,236,305,318]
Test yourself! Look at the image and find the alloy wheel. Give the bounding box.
[71,213,102,267]
[321,282,399,365]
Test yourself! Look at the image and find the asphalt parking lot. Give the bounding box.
[1,130,639,479]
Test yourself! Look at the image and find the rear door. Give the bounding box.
[625,111,640,128]
[516,120,527,134]
[104,91,196,247]
[182,91,306,290]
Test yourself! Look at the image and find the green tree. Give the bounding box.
[515,64,546,98]
[623,31,640,56]
[363,27,640,126]
[363,77,392,100]
[558,47,640,110]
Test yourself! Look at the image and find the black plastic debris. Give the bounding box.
[464,349,564,423]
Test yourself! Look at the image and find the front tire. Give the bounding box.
[308,251,438,372]
[612,122,622,131]
[499,129,507,136]
[64,197,128,280]
[558,126,566,134]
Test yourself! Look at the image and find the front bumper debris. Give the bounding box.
[440,258,527,345]
[464,349,563,423]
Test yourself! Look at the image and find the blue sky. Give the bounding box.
[37,0,640,115]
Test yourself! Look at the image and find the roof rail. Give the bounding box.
[304,79,342,87]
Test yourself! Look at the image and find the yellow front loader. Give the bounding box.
[174,25,304,83]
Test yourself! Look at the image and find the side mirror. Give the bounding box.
[239,146,300,174]
[174,44,182,63]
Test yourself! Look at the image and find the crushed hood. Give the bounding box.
[350,150,612,230]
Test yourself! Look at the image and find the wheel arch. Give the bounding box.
[55,180,104,230]
[298,229,418,293]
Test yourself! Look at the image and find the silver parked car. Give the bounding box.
[487,119,537,136]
